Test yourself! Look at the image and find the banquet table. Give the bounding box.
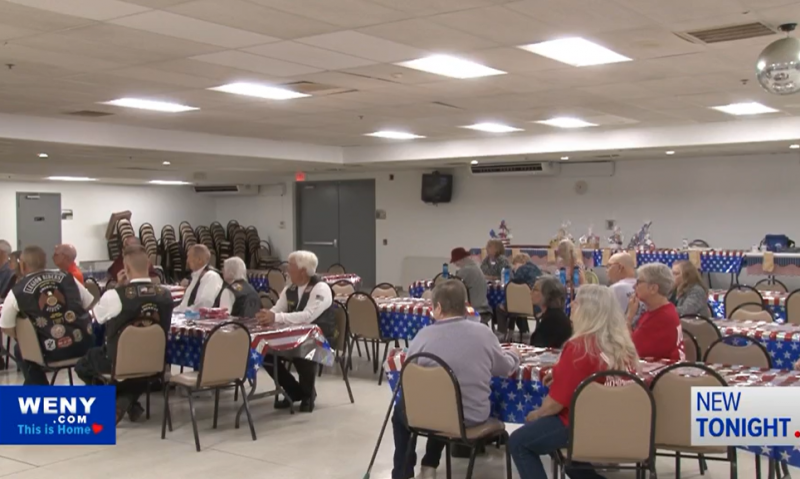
[384,345,800,468]
[744,252,800,277]
[713,319,800,369]
[409,279,504,309]
[708,289,787,321]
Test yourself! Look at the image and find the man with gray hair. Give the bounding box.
[630,262,684,361]
[0,239,14,298]
[216,257,260,318]
[53,243,84,285]
[390,280,521,479]
[176,244,223,311]
[607,251,643,325]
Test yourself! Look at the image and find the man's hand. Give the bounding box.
[506,345,521,358]
[116,269,128,285]
[256,309,276,325]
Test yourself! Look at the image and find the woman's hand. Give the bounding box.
[543,371,554,387]
[626,293,639,322]
[794,359,800,371]
[525,410,540,422]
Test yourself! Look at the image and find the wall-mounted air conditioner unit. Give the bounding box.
[470,161,560,177]
[193,185,259,196]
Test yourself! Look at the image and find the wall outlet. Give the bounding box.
[279,221,286,229]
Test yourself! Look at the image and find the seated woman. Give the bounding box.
[495,253,543,337]
[670,261,709,317]
[508,285,639,479]
[556,239,586,291]
[628,263,684,361]
[529,276,572,348]
[480,239,510,280]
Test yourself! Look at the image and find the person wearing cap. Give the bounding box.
[450,247,491,323]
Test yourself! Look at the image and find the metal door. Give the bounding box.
[16,192,62,268]
[297,183,340,274]
[338,180,376,289]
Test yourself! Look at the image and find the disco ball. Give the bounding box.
[756,36,800,95]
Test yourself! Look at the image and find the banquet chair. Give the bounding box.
[332,280,356,297]
[14,316,77,385]
[324,300,354,403]
[258,292,275,310]
[448,275,471,303]
[552,371,656,479]
[504,282,534,341]
[785,289,800,326]
[682,331,701,362]
[680,315,721,359]
[279,261,289,274]
[704,335,771,369]
[729,303,774,323]
[723,286,763,318]
[703,302,714,319]
[346,292,394,385]
[162,321,256,452]
[84,277,102,307]
[328,263,346,274]
[432,272,449,287]
[585,270,600,285]
[400,352,511,479]
[755,278,788,293]
[650,363,737,479]
[421,289,433,300]
[99,322,167,420]
[266,267,285,294]
[371,283,398,299]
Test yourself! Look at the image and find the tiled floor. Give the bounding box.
[0,358,791,479]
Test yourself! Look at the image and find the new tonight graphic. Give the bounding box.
[0,386,116,445]
[692,387,800,446]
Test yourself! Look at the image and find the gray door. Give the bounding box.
[297,183,340,275]
[16,192,62,268]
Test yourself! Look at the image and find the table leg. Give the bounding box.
[235,354,293,428]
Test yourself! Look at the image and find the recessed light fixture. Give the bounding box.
[519,38,632,67]
[396,54,506,79]
[365,131,425,140]
[37,153,48,158]
[101,98,199,112]
[666,151,675,155]
[149,180,191,185]
[471,160,479,165]
[791,144,800,149]
[711,102,779,116]
[162,161,171,165]
[536,117,597,129]
[462,123,523,133]
[208,82,310,100]
[561,156,569,160]
[47,176,96,182]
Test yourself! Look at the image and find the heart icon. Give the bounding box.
[91,423,103,434]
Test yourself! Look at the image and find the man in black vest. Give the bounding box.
[176,244,223,311]
[256,250,334,413]
[75,246,173,424]
[0,246,95,385]
[216,256,260,318]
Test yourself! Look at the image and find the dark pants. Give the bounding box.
[392,400,447,479]
[14,344,49,385]
[74,347,147,403]
[264,355,316,401]
[495,306,529,334]
[509,415,604,479]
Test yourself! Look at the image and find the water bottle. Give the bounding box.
[558,268,567,285]
[442,263,449,278]
[502,267,510,286]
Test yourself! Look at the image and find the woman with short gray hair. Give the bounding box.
[629,262,683,360]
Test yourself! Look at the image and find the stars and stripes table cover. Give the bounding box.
[469,247,598,270]
[635,249,745,273]
[714,319,800,369]
[409,279,505,309]
[744,253,800,277]
[708,289,787,321]
[384,345,800,467]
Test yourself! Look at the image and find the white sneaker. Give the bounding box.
[415,466,437,479]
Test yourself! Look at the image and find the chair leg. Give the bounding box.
[234,384,239,402]
[465,444,478,479]
[339,357,354,404]
[161,385,171,439]
[756,454,763,479]
[67,368,74,385]
[239,382,257,441]
[445,442,452,479]
[504,433,512,479]
[317,363,323,378]
[699,453,707,475]
[49,370,59,385]
[730,447,738,479]
[378,342,390,386]
[145,380,151,419]
[676,451,681,478]
[186,391,201,452]
[355,336,362,358]
[371,340,378,373]
[212,388,220,429]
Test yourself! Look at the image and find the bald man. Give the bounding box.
[1,245,94,384]
[53,244,84,285]
[176,244,223,311]
[607,252,642,320]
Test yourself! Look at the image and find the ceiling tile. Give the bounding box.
[357,18,499,51]
[0,44,124,72]
[287,71,396,90]
[166,0,340,39]
[6,0,149,21]
[368,0,516,15]
[60,24,225,58]
[507,0,656,35]
[191,51,322,76]
[0,24,40,41]
[110,10,279,48]
[296,31,425,62]
[634,76,720,96]
[591,27,705,60]
[102,66,219,89]
[11,33,169,65]
[121,0,194,6]
[429,6,561,45]
[142,59,286,85]
[243,41,376,69]
[249,0,410,28]
[469,47,569,73]
[611,0,744,25]
[0,1,95,31]
[339,64,447,85]
[578,82,656,100]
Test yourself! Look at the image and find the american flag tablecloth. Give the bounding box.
[744,253,800,277]
[409,279,504,309]
[707,289,787,321]
[636,249,745,274]
[384,345,800,467]
[714,320,800,369]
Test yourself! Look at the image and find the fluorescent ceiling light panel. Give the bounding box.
[561,156,569,160]
[101,98,198,112]
[462,123,523,133]
[208,82,310,100]
[149,180,191,185]
[666,151,675,155]
[396,54,505,79]
[711,102,779,116]
[535,117,597,128]
[519,38,631,67]
[791,144,800,149]
[37,153,48,158]
[365,131,425,139]
[471,160,479,165]
[47,176,96,182]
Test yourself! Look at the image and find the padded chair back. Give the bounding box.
[569,371,655,464]
[702,302,713,319]
[585,270,600,284]
[730,303,773,322]
[432,273,448,287]
[15,316,45,366]
[332,280,355,297]
[198,322,250,388]
[113,323,166,380]
[682,330,701,362]
[85,278,102,305]
[755,279,788,293]
[267,268,285,294]
[680,316,721,358]
[346,292,381,340]
[724,286,763,318]
[332,301,349,353]
[786,289,800,326]
[401,353,462,438]
[258,292,275,310]
[371,283,398,299]
[505,282,533,316]
[328,263,346,274]
[421,289,433,300]
[704,335,771,368]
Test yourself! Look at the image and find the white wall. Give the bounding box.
[0,181,216,262]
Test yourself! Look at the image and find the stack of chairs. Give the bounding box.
[245,226,261,269]
[138,223,159,267]
[232,227,247,262]
[210,222,231,269]
[160,225,182,282]
[195,225,216,268]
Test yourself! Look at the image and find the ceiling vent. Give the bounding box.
[679,22,776,44]
[193,184,259,196]
[279,81,355,96]
[64,110,113,117]
[470,161,560,177]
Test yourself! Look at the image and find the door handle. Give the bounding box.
[304,240,338,247]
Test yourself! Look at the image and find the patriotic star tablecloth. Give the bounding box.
[635,250,744,274]
[469,247,598,270]
[384,345,800,467]
[714,319,800,369]
[744,253,800,277]
[409,279,505,309]
[708,289,787,321]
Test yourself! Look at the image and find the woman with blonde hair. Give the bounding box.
[556,238,586,289]
[509,285,639,479]
[480,239,510,280]
[670,261,709,317]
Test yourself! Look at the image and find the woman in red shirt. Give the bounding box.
[627,263,684,361]
[508,284,639,479]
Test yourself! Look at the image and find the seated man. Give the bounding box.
[608,252,642,325]
[53,244,84,285]
[256,250,334,413]
[392,280,520,479]
[176,244,223,311]
[107,237,159,285]
[0,239,15,298]
[76,246,173,424]
[216,257,261,318]
[0,246,94,385]
[450,247,491,323]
